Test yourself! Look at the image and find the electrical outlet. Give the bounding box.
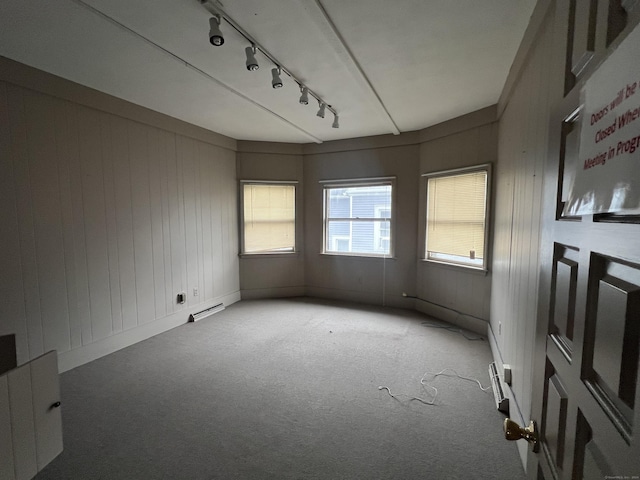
[193,287,199,297]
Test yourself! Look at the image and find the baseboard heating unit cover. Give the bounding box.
[489,362,509,413]
[189,303,225,322]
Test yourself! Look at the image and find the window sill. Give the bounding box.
[421,258,489,275]
[320,252,396,260]
[239,252,300,259]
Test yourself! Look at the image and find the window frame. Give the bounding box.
[422,164,491,271]
[320,176,396,258]
[239,180,298,257]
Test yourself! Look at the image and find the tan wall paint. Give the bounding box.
[237,150,305,298]
[303,144,419,308]
[0,80,240,372]
[416,122,498,323]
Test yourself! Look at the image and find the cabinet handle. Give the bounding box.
[49,401,61,410]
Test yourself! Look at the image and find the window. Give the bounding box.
[424,165,490,269]
[241,182,296,254]
[322,178,394,256]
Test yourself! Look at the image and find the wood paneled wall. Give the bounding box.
[490,2,556,464]
[0,81,240,371]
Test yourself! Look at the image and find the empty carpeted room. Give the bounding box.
[2,1,640,479]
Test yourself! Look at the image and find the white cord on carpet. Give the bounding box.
[378,368,491,406]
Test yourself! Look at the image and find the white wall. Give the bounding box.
[0,59,240,372]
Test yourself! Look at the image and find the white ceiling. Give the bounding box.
[0,0,537,144]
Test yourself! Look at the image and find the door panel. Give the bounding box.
[531,0,640,478]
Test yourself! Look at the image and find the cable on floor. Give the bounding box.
[378,368,491,406]
[421,322,484,341]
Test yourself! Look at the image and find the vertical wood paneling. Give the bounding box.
[179,137,200,305]
[110,116,138,332]
[128,121,155,325]
[194,143,204,305]
[210,151,225,299]
[100,113,123,334]
[224,154,239,294]
[3,77,239,370]
[200,144,214,301]
[22,92,70,354]
[0,83,29,365]
[7,85,44,359]
[165,133,185,311]
[53,99,82,350]
[77,106,112,341]
[158,131,175,315]
[147,127,167,319]
[65,103,93,346]
[492,7,554,437]
[0,376,16,480]
[7,364,37,480]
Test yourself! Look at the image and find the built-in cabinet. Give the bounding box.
[0,350,62,480]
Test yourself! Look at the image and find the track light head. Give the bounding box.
[332,114,340,129]
[209,16,224,46]
[245,45,259,71]
[271,67,283,89]
[299,87,309,105]
[317,102,326,118]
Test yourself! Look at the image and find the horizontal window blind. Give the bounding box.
[243,184,295,253]
[426,170,487,263]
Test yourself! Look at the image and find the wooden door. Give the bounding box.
[530,1,640,479]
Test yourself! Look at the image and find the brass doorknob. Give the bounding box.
[504,418,539,452]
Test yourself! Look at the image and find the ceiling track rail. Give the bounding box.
[70,0,324,144]
[200,0,338,120]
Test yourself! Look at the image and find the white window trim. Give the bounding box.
[320,176,396,258]
[422,164,491,271]
[239,180,298,257]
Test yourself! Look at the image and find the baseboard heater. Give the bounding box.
[189,303,225,322]
[489,362,509,413]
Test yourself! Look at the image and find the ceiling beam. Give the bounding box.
[303,0,401,136]
[70,0,324,143]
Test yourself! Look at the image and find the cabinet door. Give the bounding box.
[30,351,63,471]
[0,351,62,480]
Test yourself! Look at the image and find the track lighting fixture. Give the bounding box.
[299,87,309,105]
[208,15,224,46]
[271,67,283,89]
[200,1,341,131]
[245,45,259,71]
[317,102,326,118]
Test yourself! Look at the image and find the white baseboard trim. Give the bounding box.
[414,299,487,335]
[240,286,305,299]
[487,322,529,469]
[58,291,241,373]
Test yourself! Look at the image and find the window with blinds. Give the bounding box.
[425,167,489,269]
[242,183,296,254]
